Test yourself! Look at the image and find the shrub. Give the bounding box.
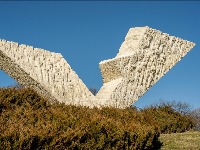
[0,88,195,149]
[0,87,160,149]
[141,104,196,134]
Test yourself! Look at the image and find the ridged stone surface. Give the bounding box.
[0,40,99,107]
[96,26,195,108]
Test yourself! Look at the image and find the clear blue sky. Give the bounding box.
[0,1,199,109]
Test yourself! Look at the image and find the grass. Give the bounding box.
[160,131,200,150]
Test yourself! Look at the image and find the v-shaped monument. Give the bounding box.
[0,26,195,108]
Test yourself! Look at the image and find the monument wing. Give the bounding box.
[0,40,99,107]
[97,26,195,108]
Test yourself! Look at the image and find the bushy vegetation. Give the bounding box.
[141,105,195,134]
[0,87,196,149]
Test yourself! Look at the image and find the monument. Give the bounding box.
[0,26,195,108]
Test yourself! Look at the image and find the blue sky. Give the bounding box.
[0,1,199,109]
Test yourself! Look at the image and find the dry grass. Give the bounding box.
[160,131,200,150]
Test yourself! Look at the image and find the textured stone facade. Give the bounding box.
[96,26,195,108]
[0,26,195,109]
[0,40,99,107]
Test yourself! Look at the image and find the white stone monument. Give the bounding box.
[0,26,195,108]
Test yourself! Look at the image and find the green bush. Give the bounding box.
[141,105,195,134]
[0,88,160,150]
[0,88,195,149]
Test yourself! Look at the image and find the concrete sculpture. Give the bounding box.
[0,40,99,107]
[96,26,195,108]
[0,26,195,108]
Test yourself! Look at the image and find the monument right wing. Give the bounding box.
[96,26,195,108]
